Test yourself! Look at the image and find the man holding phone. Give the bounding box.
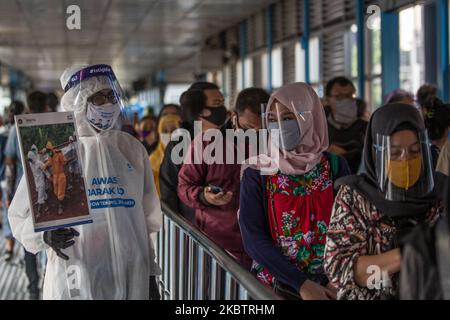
[178,88,269,268]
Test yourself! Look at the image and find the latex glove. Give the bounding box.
[43,228,79,260]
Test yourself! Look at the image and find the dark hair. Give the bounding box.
[46,92,59,112]
[384,89,414,105]
[188,82,219,92]
[121,124,139,139]
[423,97,450,141]
[356,98,368,118]
[9,100,25,116]
[417,84,438,109]
[179,90,207,127]
[158,104,181,118]
[140,115,156,123]
[178,82,220,136]
[235,88,270,116]
[27,91,47,113]
[325,76,356,97]
[145,106,156,118]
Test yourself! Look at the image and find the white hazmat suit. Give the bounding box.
[28,145,47,206]
[9,64,162,300]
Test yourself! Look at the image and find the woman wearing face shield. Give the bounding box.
[8,64,162,300]
[239,83,351,300]
[324,103,442,300]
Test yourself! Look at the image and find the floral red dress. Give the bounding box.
[254,155,335,287]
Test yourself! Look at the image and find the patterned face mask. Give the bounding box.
[86,102,121,131]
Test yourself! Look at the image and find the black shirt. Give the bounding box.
[327,118,368,174]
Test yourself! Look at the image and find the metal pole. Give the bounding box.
[381,10,400,98]
[302,0,310,84]
[163,215,170,298]
[266,5,274,91]
[169,221,179,300]
[210,260,218,300]
[239,20,247,89]
[438,0,450,101]
[178,230,187,299]
[356,0,366,98]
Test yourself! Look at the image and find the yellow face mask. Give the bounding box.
[387,157,422,190]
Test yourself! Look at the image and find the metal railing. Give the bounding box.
[156,203,281,300]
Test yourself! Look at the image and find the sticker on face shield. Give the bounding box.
[64,64,117,92]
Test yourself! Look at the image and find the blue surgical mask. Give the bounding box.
[267,120,301,151]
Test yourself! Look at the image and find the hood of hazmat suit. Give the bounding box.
[9,64,162,300]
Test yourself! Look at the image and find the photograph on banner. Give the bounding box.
[15,112,92,232]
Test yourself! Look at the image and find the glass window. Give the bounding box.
[366,12,382,111]
[295,42,306,82]
[164,84,190,105]
[236,60,243,91]
[350,24,358,80]
[399,5,425,95]
[206,72,214,83]
[224,64,232,104]
[309,37,320,84]
[272,46,283,89]
[371,77,383,109]
[244,57,253,88]
[0,86,11,115]
[261,52,269,89]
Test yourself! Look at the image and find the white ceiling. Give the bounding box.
[0,0,276,91]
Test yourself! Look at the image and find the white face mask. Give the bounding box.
[86,102,121,131]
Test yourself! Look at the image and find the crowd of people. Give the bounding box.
[0,62,449,300]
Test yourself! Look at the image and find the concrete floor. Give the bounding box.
[0,232,45,300]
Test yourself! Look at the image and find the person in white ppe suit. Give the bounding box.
[27,144,48,217]
[8,64,162,300]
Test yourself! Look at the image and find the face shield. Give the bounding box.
[264,101,312,153]
[374,129,434,201]
[60,64,129,132]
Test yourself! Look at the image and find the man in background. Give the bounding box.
[5,91,50,300]
[325,77,368,174]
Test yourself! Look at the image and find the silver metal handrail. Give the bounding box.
[156,202,281,300]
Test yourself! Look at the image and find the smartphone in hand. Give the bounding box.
[208,185,224,194]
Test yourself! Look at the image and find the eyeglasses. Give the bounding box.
[88,90,119,106]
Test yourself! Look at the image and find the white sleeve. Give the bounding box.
[8,177,50,254]
[142,151,162,234]
[142,150,162,276]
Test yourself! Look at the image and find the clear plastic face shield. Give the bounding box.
[374,129,435,201]
[264,101,312,154]
[63,64,129,132]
